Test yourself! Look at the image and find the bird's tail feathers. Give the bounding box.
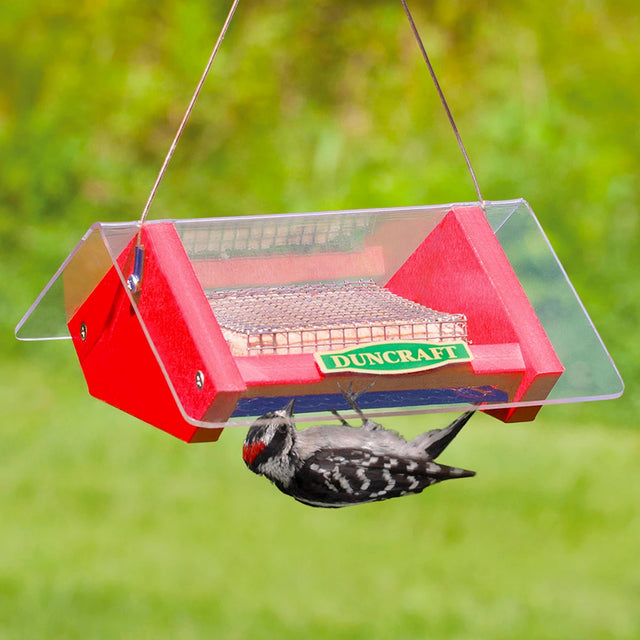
[425,460,476,480]
[411,411,475,459]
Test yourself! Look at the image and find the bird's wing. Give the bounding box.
[285,448,474,508]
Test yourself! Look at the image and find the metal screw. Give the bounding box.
[127,274,140,293]
[195,370,205,390]
[80,322,87,341]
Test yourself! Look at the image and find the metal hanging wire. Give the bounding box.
[128,0,241,292]
[129,0,486,290]
[400,0,485,206]
[136,0,241,243]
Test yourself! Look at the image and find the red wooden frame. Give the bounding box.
[67,206,563,442]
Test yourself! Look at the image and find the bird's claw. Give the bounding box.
[337,380,374,413]
[336,381,381,430]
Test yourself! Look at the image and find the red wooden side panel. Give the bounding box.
[68,223,246,442]
[385,206,564,422]
[192,246,386,289]
[136,224,245,423]
[69,266,217,442]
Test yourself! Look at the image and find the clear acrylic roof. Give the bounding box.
[15,199,624,427]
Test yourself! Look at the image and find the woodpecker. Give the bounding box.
[242,383,476,508]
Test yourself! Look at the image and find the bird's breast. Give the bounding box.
[295,425,408,459]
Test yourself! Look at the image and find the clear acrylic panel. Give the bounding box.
[15,223,137,340]
[16,199,623,427]
[493,202,623,403]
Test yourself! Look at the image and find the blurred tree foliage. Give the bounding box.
[2,0,638,417]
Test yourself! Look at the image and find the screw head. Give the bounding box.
[127,274,140,293]
[195,370,205,390]
[80,322,87,341]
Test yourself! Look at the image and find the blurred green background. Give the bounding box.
[1,1,638,638]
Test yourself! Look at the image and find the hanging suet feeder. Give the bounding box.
[16,2,623,443]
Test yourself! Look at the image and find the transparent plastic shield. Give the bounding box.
[493,203,623,403]
[15,223,137,340]
[16,199,623,427]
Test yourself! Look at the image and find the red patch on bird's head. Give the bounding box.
[243,439,266,466]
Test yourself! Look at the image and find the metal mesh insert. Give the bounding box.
[207,280,467,356]
[179,216,374,260]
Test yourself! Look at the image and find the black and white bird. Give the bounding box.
[242,383,476,508]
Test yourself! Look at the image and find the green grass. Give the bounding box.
[1,351,638,639]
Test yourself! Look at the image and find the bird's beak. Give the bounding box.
[283,398,296,418]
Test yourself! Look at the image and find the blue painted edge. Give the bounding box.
[231,386,508,418]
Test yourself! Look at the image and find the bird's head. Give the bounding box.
[242,399,297,473]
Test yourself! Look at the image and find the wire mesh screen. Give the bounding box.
[179,216,374,260]
[207,280,467,356]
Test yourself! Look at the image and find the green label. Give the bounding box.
[315,341,473,375]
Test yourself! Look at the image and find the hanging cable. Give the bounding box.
[129,0,484,292]
[400,0,485,207]
[129,0,241,292]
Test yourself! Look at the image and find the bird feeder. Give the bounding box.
[15,2,623,442]
[16,199,623,442]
